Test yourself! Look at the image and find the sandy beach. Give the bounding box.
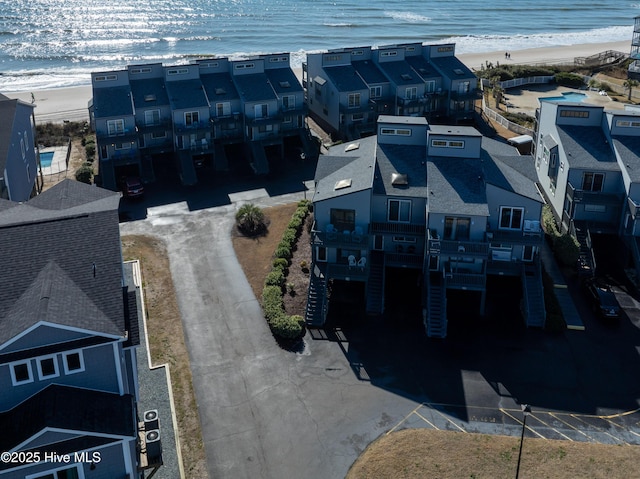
[4,40,631,124]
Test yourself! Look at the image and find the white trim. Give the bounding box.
[388,199,411,223]
[36,354,60,380]
[122,439,134,476]
[113,342,124,395]
[62,349,86,375]
[9,359,33,386]
[26,463,84,479]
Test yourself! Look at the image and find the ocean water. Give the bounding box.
[1,0,639,91]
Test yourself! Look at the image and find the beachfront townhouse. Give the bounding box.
[307,116,545,337]
[0,180,151,479]
[426,44,480,123]
[128,63,173,184]
[165,63,211,186]
[198,58,243,171]
[0,93,39,202]
[90,70,139,191]
[91,52,309,188]
[303,42,479,141]
[534,99,640,275]
[534,101,625,237]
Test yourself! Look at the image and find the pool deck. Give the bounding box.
[39,146,68,176]
[501,84,625,117]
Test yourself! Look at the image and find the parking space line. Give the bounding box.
[432,408,467,433]
[549,413,594,441]
[525,413,573,441]
[602,418,640,438]
[570,414,627,444]
[386,404,424,435]
[413,410,439,430]
[500,408,546,439]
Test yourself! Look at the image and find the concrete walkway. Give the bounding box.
[540,240,585,330]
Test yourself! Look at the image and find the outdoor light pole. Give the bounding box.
[515,404,532,479]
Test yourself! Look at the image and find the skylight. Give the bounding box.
[454,68,465,75]
[344,142,360,152]
[401,74,412,81]
[279,81,291,88]
[334,179,352,190]
[144,94,156,102]
[215,88,226,95]
[391,173,408,186]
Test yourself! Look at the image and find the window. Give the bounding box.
[393,236,416,243]
[348,93,361,108]
[425,81,436,93]
[115,142,131,150]
[330,208,355,232]
[258,124,273,133]
[405,87,417,100]
[381,128,411,136]
[370,86,382,99]
[216,102,231,117]
[582,172,604,192]
[431,140,447,147]
[151,130,167,139]
[430,139,464,148]
[584,204,606,213]
[167,68,189,75]
[388,199,411,222]
[94,74,117,82]
[255,104,268,118]
[499,207,524,230]
[28,465,81,479]
[352,113,364,122]
[282,95,295,111]
[381,51,397,57]
[10,360,33,385]
[449,140,464,148]
[444,217,470,240]
[559,109,589,118]
[63,350,85,374]
[37,355,59,380]
[458,81,470,93]
[145,109,160,126]
[316,246,327,262]
[107,119,125,136]
[185,111,199,126]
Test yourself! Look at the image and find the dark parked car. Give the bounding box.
[583,279,621,320]
[120,176,144,198]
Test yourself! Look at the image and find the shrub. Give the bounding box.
[554,72,585,88]
[542,269,566,332]
[554,234,580,266]
[262,285,285,322]
[265,269,285,288]
[272,258,289,270]
[75,164,93,184]
[281,227,297,245]
[286,282,295,295]
[235,203,266,236]
[299,260,308,271]
[269,314,305,339]
[274,243,292,260]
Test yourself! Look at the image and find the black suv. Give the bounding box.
[583,279,621,320]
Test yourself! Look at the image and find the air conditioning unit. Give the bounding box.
[143,409,159,431]
[145,429,163,464]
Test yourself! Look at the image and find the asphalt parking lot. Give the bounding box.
[120,166,640,479]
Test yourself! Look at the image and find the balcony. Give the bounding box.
[212,113,243,126]
[397,96,427,108]
[450,89,482,101]
[427,231,489,257]
[339,100,376,115]
[385,252,423,268]
[312,223,369,248]
[326,262,368,281]
[444,265,486,290]
[137,119,172,134]
[487,227,543,246]
[567,182,624,206]
[174,121,211,134]
[371,222,425,235]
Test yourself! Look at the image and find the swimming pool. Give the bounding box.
[40,151,54,167]
[541,92,587,103]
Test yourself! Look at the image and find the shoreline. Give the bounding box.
[4,40,632,123]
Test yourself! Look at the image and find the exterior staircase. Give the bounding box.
[425,272,447,338]
[214,143,229,171]
[575,225,595,277]
[522,262,546,328]
[365,251,385,315]
[305,263,328,326]
[249,141,269,175]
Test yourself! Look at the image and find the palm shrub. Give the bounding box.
[235,203,266,236]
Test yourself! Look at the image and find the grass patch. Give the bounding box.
[121,235,208,479]
[347,429,640,479]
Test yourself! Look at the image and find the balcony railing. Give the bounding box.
[444,270,486,290]
[339,100,376,114]
[137,119,171,133]
[174,121,211,134]
[487,228,543,246]
[567,182,624,206]
[427,234,489,257]
[371,222,425,235]
[385,253,423,268]
[327,262,368,280]
[450,89,482,101]
[312,223,369,248]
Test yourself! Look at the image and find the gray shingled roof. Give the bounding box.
[612,135,640,183]
[376,60,422,87]
[130,77,170,108]
[166,79,208,110]
[201,72,240,102]
[233,73,278,103]
[0,384,135,451]
[373,143,428,198]
[92,85,133,118]
[429,55,475,80]
[556,125,619,171]
[483,153,543,203]
[324,65,368,92]
[406,55,439,80]
[313,137,376,202]
[427,158,489,216]
[0,180,126,345]
[265,67,303,94]
[352,60,388,85]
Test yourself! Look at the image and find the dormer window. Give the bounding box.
[10,360,33,386]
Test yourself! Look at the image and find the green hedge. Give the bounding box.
[541,205,579,266]
[260,200,311,342]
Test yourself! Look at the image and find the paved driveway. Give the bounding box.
[120,171,640,479]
